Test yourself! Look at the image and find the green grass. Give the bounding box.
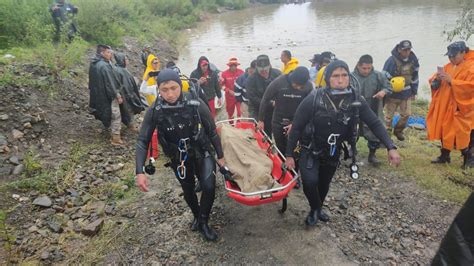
[357,128,473,204]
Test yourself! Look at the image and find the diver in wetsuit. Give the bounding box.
[285,60,401,226]
[135,69,226,241]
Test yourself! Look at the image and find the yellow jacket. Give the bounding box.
[143,54,160,86]
[282,57,299,74]
[315,66,327,88]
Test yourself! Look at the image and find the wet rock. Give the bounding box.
[82,218,104,236]
[339,201,349,210]
[12,164,25,175]
[0,114,9,121]
[40,250,50,260]
[23,122,32,129]
[33,196,52,208]
[12,129,24,140]
[0,134,7,146]
[66,189,79,197]
[9,155,20,165]
[0,166,12,176]
[105,205,116,215]
[47,221,63,233]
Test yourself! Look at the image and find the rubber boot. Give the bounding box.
[305,209,318,226]
[190,206,200,232]
[393,128,405,141]
[368,148,380,166]
[462,148,474,169]
[317,208,330,222]
[198,215,218,241]
[111,134,124,146]
[431,148,451,164]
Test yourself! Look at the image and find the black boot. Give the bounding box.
[393,129,405,141]
[305,209,318,226]
[368,148,380,166]
[198,215,218,241]
[317,209,330,222]
[431,149,451,164]
[462,148,474,169]
[191,217,199,231]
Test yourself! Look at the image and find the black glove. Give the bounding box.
[219,166,234,181]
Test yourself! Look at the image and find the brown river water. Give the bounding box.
[177,0,471,100]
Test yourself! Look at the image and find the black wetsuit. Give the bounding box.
[246,68,281,136]
[136,93,224,221]
[286,88,396,211]
[258,74,313,154]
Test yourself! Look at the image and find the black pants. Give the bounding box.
[470,130,474,149]
[272,122,287,155]
[299,150,338,210]
[171,154,216,218]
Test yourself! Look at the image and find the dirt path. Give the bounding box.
[91,138,458,264]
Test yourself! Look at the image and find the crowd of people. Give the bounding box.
[87,39,473,241]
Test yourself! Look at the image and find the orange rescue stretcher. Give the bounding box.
[216,118,299,213]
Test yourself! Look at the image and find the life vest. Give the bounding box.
[151,91,209,160]
[302,88,359,162]
[393,57,415,87]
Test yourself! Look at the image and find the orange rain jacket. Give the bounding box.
[426,50,474,151]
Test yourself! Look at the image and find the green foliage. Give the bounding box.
[23,150,43,176]
[0,0,54,49]
[445,0,473,41]
[0,210,16,260]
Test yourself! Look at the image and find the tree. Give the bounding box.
[445,0,473,41]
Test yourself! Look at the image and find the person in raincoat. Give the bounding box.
[281,50,299,74]
[427,41,474,168]
[89,45,128,146]
[190,56,222,119]
[352,54,392,165]
[314,51,337,88]
[220,57,245,121]
[383,40,420,141]
[113,52,147,132]
[49,0,78,42]
[141,55,161,106]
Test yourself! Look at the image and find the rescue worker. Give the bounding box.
[88,45,129,146]
[113,52,147,132]
[221,58,245,121]
[141,45,151,70]
[383,40,420,141]
[352,54,392,165]
[309,54,321,83]
[315,51,337,88]
[234,60,257,117]
[49,0,78,42]
[257,66,313,154]
[247,55,282,136]
[285,60,400,226]
[135,69,226,241]
[235,60,256,104]
[190,56,222,119]
[141,55,161,106]
[281,50,299,74]
[427,41,474,168]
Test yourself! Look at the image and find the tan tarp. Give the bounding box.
[219,124,281,193]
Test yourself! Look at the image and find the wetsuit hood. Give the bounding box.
[324,60,350,87]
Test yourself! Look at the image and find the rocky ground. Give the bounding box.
[0,37,461,264]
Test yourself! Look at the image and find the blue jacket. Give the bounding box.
[234,70,250,103]
[383,46,420,100]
